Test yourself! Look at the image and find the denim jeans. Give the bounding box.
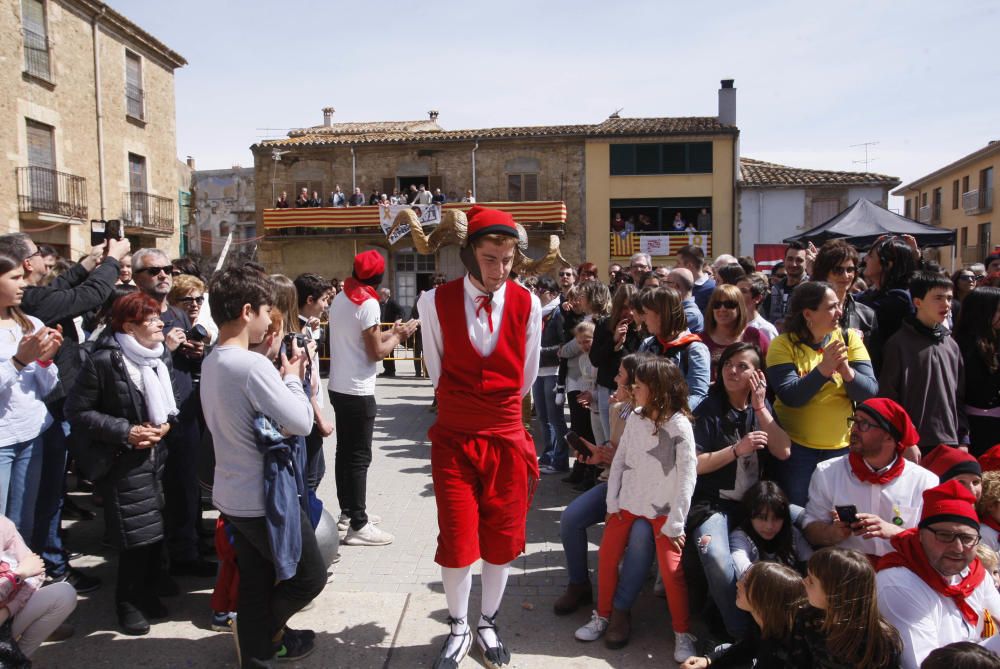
[775,442,848,507]
[595,385,612,444]
[691,511,752,639]
[534,375,568,470]
[0,435,44,541]
[560,481,657,611]
[32,420,70,577]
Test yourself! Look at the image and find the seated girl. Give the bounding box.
[730,480,813,579]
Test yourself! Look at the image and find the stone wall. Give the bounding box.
[1,0,183,258]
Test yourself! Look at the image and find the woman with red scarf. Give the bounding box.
[877,480,1000,668]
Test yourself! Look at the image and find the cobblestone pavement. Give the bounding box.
[35,370,684,668]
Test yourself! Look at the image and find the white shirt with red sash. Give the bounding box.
[803,454,938,556]
[878,563,1000,669]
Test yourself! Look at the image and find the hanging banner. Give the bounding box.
[380,204,441,245]
[639,235,672,256]
[687,231,709,255]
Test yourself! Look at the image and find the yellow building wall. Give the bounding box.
[584,136,736,276]
[897,150,998,272]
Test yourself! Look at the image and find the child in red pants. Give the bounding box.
[574,356,699,663]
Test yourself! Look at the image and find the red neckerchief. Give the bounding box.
[659,332,702,351]
[981,514,1000,534]
[877,528,985,627]
[343,277,379,305]
[475,295,494,333]
[848,451,905,485]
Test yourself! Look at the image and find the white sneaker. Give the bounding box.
[674,631,698,663]
[344,522,394,546]
[574,611,608,642]
[337,512,382,532]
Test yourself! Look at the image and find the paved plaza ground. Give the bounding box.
[35,371,684,668]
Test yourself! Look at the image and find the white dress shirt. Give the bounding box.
[417,275,541,397]
[878,564,1000,669]
[803,454,938,556]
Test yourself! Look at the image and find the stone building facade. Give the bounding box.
[251,82,740,307]
[189,164,255,259]
[1,0,186,259]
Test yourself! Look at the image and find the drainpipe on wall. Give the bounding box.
[350,147,356,192]
[471,141,479,199]
[92,8,107,219]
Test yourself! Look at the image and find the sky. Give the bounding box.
[113,0,1000,210]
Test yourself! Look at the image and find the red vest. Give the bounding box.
[435,278,530,432]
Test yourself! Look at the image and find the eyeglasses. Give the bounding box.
[958,275,977,282]
[133,316,163,326]
[558,272,574,277]
[179,296,205,305]
[139,266,173,277]
[713,300,740,310]
[846,416,879,432]
[830,266,857,276]
[925,529,981,549]
[25,249,41,260]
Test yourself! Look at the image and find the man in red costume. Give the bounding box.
[417,206,541,669]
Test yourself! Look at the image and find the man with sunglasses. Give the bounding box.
[133,248,217,578]
[877,480,1000,668]
[803,398,937,562]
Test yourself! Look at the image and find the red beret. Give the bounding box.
[856,398,920,451]
[466,206,518,243]
[979,444,1000,473]
[919,479,980,531]
[353,250,385,281]
[923,445,982,483]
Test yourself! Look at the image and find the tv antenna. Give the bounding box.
[850,141,879,171]
[608,107,624,119]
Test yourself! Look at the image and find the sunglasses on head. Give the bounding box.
[139,266,173,276]
[713,300,740,310]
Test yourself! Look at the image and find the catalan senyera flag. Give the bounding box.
[262,201,567,230]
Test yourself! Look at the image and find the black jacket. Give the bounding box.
[539,305,565,369]
[20,257,121,404]
[841,293,878,343]
[65,335,178,549]
[589,316,642,390]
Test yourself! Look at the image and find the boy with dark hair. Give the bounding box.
[293,272,334,490]
[879,271,968,455]
[201,268,326,667]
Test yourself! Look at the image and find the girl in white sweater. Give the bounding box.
[575,356,699,662]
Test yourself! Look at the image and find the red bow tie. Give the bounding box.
[475,294,494,333]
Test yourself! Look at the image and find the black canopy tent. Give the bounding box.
[783,198,956,250]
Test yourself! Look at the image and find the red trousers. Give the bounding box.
[430,422,538,568]
[598,510,689,633]
[210,517,239,613]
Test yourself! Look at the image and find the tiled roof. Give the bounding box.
[255,116,736,150]
[740,157,900,188]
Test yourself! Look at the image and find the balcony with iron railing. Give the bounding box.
[126,84,145,121]
[963,188,993,215]
[16,167,87,220]
[22,28,51,81]
[122,192,174,235]
[917,204,941,224]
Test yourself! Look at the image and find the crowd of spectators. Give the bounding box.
[275,183,470,209]
[1,222,1000,667]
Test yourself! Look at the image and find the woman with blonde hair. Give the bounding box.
[700,284,769,380]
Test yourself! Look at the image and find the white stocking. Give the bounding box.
[478,561,511,648]
[440,565,473,654]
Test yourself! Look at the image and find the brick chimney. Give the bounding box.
[428,110,439,121]
[322,107,335,127]
[718,79,736,126]
[186,156,195,170]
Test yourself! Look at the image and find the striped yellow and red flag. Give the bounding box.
[263,201,567,230]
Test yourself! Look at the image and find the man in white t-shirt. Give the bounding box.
[803,398,937,560]
[877,480,1000,668]
[328,250,417,546]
